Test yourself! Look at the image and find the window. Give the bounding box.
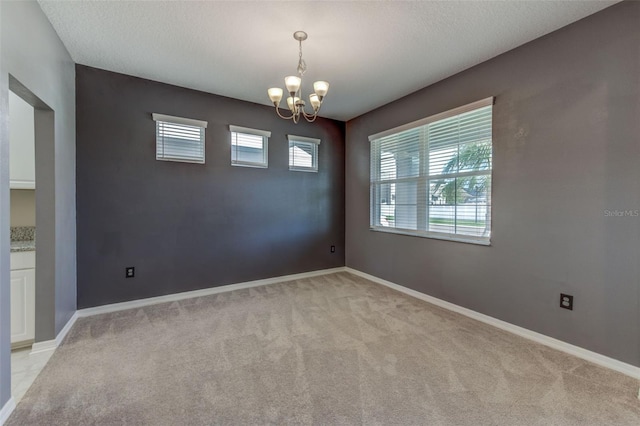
[153,113,207,164]
[369,98,493,244]
[288,135,320,172]
[230,125,270,168]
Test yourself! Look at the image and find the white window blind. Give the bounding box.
[288,135,320,172]
[153,113,207,164]
[230,125,270,168]
[369,98,493,244]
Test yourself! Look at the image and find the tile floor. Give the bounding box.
[11,346,53,404]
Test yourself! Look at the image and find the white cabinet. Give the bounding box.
[10,251,36,347]
[11,269,35,345]
[9,91,35,190]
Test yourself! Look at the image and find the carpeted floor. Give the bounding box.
[7,272,640,425]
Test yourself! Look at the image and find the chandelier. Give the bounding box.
[267,31,329,123]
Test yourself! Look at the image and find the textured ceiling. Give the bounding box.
[38,1,618,121]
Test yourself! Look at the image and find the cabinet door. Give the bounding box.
[10,269,35,344]
[9,91,36,189]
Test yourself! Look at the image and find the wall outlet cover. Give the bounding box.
[560,293,573,310]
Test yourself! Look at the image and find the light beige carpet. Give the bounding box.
[7,272,640,425]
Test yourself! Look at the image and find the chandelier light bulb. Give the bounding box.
[268,87,283,105]
[313,81,329,98]
[309,93,321,110]
[287,96,301,111]
[285,76,302,94]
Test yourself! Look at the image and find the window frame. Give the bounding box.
[369,97,494,246]
[152,113,208,164]
[288,135,320,173]
[229,125,271,168]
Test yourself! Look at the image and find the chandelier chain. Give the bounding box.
[297,39,307,76]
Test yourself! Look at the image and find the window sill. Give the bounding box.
[156,157,205,164]
[370,226,491,246]
[289,167,318,173]
[231,162,268,169]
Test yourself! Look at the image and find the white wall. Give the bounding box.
[0,0,76,409]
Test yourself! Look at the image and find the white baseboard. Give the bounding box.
[29,340,56,355]
[345,267,640,381]
[78,267,348,317]
[29,311,79,355]
[55,311,78,347]
[0,397,15,426]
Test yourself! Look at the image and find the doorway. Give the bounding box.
[7,76,56,403]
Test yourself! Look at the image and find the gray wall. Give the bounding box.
[76,66,345,308]
[0,0,76,409]
[345,1,640,367]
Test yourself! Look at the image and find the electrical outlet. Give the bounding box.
[331,245,336,253]
[126,267,135,278]
[560,293,573,310]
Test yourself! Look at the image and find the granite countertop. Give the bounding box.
[11,240,36,252]
[10,226,36,253]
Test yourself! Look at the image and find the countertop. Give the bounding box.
[11,240,36,252]
[11,226,36,252]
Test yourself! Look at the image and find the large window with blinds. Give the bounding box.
[369,98,493,244]
[230,125,270,168]
[153,113,208,164]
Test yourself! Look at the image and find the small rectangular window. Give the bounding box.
[288,135,320,172]
[230,125,270,168]
[153,113,207,164]
[369,98,493,245]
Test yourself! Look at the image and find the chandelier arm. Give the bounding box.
[302,101,321,119]
[294,86,305,122]
[303,114,319,123]
[302,109,319,120]
[274,105,295,120]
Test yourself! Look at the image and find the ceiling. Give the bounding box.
[38,1,618,121]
